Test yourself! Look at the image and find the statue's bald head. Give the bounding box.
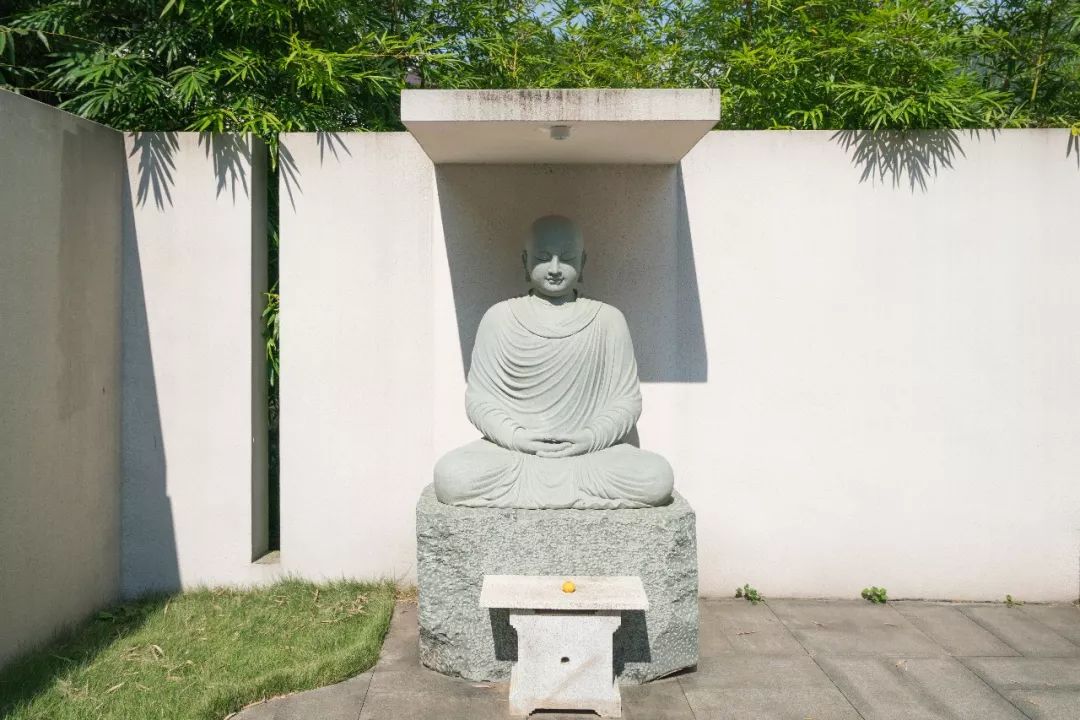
[523,215,586,299]
[530,215,582,255]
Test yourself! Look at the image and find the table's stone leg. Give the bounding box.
[509,611,623,716]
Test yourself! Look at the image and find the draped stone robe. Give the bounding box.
[434,295,674,509]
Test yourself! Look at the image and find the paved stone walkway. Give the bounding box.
[235,599,1080,719]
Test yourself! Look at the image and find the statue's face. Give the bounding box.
[523,220,586,299]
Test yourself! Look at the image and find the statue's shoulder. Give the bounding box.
[477,298,515,328]
[484,298,516,314]
[586,298,630,328]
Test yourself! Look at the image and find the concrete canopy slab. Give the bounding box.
[401,89,720,164]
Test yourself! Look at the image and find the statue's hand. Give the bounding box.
[514,429,570,456]
[535,430,594,459]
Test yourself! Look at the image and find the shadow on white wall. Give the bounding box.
[435,164,708,383]
[128,131,253,210]
[120,160,181,596]
[831,129,967,192]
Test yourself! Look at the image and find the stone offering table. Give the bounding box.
[480,575,649,717]
[416,485,698,683]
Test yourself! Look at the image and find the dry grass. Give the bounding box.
[393,583,418,605]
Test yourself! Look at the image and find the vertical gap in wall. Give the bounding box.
[267,155,281,553]
[252,136,275,563]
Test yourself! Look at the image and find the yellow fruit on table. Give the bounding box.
[561,580,576,593]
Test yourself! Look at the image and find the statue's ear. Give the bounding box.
[579,250,587,283]
[521,249,529,282]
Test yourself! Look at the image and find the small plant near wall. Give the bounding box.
[735,584,765,605]
[1005,594,1024,607]
[861,586,888,604]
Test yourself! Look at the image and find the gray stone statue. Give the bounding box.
[434,215,674,509]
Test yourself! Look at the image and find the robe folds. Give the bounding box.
[434,295,673,509]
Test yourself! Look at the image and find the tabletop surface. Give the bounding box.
[478,575,649,611]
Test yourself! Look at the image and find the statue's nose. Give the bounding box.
[550,255,562,274]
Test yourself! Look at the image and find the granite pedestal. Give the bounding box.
[416,485,698,683]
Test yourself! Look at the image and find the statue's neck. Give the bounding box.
[528,289,578,307]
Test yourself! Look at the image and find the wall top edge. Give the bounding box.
[0,88,121,135]
[280,127,1074,138]
[401,88,721,123]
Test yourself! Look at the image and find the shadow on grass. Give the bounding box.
[0,594,172,714]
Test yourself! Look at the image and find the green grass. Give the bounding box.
[0,579,396,720]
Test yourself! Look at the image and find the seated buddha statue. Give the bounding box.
[433,215,674,510]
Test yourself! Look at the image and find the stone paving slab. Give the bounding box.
[698,598,806,655]
[768,599,946,657]
[815,655,1027,720]
[680,654,862,719]
[360,688,510,720]
[231,672,373,720]
[892,602,1020,657]
[959,605,1080,657]
[1016,605,1080,647]
[234,598,1080,720]
[961,657,1080,720]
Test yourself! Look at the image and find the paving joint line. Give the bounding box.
[763,601,868,720]
[882,600,953,651]
[353,670,374,720]
[355,605,395,720]
[955,656,1038,720]
[892,603,1056,720]
[858,602,1035,717]
[1014,605,1080,651]
[674,674,699,720]
[955,606,1031,657]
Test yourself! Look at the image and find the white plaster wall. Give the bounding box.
[281,129,1080,600]
[0,91,122,665]
[279,133,435,581]
[675,130,1080,601]
[121,132,271,596]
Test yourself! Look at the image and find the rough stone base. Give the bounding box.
[416,485,698,683]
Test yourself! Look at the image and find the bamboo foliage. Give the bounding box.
[2,1,1077,136]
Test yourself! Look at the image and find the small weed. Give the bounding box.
[735,584,765,605]
[1005,594,1024,607]
[861,586,888,604]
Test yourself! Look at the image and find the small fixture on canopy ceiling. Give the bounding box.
[549,125,571,141]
